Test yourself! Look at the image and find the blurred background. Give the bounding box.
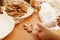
[0,0,3,6]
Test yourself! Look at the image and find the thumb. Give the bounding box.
[37,23,49,31]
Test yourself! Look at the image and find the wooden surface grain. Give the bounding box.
[3,9,41,40]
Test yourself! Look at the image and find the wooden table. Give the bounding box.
[3,9,41,40]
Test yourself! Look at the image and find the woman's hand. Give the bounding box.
[37,23,60,40]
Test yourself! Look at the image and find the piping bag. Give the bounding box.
[32,2,59,33]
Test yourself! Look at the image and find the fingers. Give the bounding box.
[37,23,49,31]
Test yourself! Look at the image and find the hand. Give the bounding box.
[37,23,60,40]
